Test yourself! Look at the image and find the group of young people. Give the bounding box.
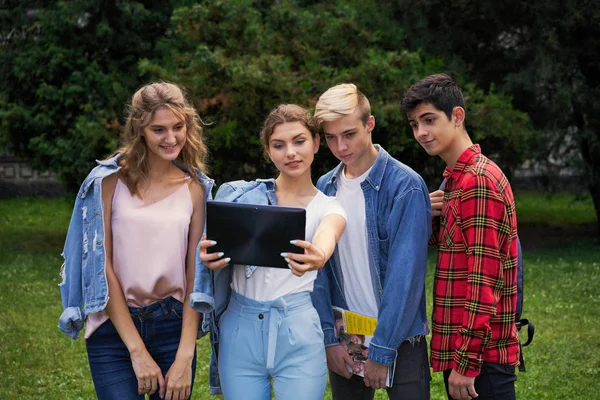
[58,74,520,400]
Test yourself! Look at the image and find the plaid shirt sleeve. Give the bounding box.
[453,174,512,376]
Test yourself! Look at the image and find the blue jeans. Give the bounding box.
[443,362,516,400]
[86,296,197,400]
[218,291,327,400]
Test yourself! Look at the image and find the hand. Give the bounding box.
[430,190,444,217]
[448,369,478,400]
[326,345,361,379]
[363,359,388,389]
[282,239,326,277]
[164,357,193,400]
[130,347,165,396]
[199,236,230,270]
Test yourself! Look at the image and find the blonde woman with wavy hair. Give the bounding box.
[58,81,214,400]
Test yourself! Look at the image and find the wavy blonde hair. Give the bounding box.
[113,81,208,195]
[314,83,371,126]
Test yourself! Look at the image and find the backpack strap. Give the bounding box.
[516,318,535,372]
[517,318,535,347]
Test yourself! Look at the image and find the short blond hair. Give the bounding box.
[314,83,371,126]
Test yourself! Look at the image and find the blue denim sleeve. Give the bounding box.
[189,182,240,323]
[58,193,86,339]
[311,264,339,347]
[368,187,432,366]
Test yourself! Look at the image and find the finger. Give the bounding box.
[460,386,471,400]
[468,383,479,398]
[185,386,191,400]
[165,387,172,400]
[204,257,231,270]
[432,209,442,217]
[199,239,217,251]
[339,365,353,379]
[137,378,144,395]
[289,239,311,249]
[287,258,312,272]
[449,384,458,400]
[200,250,225,262]
[149,376,158,395]
[159,373,166,399]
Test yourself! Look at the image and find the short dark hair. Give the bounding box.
[400,73,465,120]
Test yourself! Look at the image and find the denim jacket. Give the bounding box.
[190,178,277,395]
[58,155,214,339]
[312,145,432,366]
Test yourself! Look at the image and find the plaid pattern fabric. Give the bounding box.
[430,145,520,377]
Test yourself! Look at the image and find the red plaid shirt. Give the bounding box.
[430,145,520,377]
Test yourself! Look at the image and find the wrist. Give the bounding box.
[314,245,326,268]
[175,346,196,362]
[127,342,146,357]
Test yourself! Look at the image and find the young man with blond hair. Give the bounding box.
[400,73,520,400]
[311,83,432,399]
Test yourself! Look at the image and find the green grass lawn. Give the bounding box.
[0,195,598,399]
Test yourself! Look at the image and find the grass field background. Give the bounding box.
[0,193,598,399]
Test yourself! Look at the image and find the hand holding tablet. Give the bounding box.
[204,201,306,269]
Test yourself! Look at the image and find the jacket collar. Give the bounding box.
[327,144,388,191]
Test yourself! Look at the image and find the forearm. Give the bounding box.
[311,214,346,263]
[175,294,200,361]
[103,266,146,354]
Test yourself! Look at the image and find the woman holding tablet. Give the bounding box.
[192,104,346,399]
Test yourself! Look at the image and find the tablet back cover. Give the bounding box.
[206,201,306,269]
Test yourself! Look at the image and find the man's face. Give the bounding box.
[321,113,374,169]
[407,103,458,159]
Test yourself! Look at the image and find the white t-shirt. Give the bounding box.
[336,167,379,318]
[231,191,346,301]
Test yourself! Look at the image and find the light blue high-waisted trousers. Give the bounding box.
[218,290,327,400]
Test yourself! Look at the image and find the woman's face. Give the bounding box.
[265,121,319,178]
[142,107,187,163]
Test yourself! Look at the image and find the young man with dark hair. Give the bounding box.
[400,73,520,400]
[312,83,432,400]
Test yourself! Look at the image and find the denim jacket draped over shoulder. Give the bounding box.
[189,178,276,395]
[58,155,214,339]
[312,145,432,366]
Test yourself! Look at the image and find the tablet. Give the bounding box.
[206,200,306,269]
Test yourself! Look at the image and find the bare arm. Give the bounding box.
[286,213,346,277]
[101,174,165,396]
[164,181,205,400]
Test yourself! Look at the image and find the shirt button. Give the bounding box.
[258,313,264,320]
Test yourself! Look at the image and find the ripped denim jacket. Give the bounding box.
[58,155,214,339]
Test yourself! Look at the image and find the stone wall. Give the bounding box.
[0,156,64,198]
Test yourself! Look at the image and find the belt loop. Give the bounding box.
[159,299,169,317]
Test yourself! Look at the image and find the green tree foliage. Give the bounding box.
[0,0,190,190]
[396,0,600,232]
[141,0,534,187]
[1,0,534,192]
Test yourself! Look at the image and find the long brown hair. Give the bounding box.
[113,81,208,195]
